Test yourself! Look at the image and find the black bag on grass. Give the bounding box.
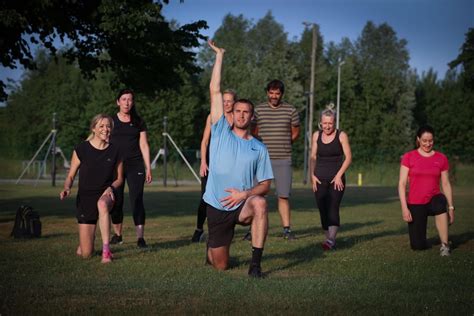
[11,205,42,238]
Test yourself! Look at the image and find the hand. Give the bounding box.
[448,209,455,225]
[59,189,71,200]
[208,40,225,54]
[145,169,152,184]
[200,161,208,177]
[402,207,413,223]
[101,187,115,202]
[331,175,344,191]
[311,175,321,192]
[220,188,248,208]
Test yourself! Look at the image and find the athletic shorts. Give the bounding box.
[271,159,292,198]
[407,194,448,217]
[76,192,101,224]
[207,203,249,248]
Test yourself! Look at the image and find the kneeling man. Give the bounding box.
[204,40,273,278]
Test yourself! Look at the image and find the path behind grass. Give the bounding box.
[0,184,472,315]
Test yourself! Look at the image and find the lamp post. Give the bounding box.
[303,21,317,182]
[336,59,345,130]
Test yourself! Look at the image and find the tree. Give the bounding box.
[0,0,207,101]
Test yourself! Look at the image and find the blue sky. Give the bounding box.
[162,0,473,77]
[1,0,472,86]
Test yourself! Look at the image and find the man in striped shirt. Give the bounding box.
[252,80,300,240]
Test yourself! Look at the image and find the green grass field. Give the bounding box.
[0,183,473,315]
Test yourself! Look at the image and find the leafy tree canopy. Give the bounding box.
[0,0,208,101]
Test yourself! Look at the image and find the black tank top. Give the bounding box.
[315,130,344,180]
[75,141,120,194]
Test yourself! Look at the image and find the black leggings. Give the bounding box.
[314,177,345,230]
[195,175,208,230]
[111,160,146,226]
[407,194,447,250]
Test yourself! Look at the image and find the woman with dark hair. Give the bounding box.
[109,89,152,248]
[60,114,123,263]
[310,105,352,250]
[398,125,454,256]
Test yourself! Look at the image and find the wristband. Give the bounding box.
[448,206,455,211]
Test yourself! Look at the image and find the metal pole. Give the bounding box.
[303,92,309,185]
[163,116,168,187]
[307,24,317,182]
[51,112,57,187]
[336,60,345,130]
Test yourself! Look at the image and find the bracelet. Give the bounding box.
[448,206,455,211]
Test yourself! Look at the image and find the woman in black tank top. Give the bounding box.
[60,114,124,263]
[310,107,352,250]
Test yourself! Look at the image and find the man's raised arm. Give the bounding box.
[208,40,225,124]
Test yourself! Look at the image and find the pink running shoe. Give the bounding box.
[101,249,113,264]
[321,239,335,251]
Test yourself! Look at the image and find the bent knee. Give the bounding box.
[250,196,267,211]
[97,197,111,211]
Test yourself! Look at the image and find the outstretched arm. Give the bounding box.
[208,40,225,124]
[200,115,212,177]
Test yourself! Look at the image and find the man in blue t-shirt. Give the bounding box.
[203,40,273,278]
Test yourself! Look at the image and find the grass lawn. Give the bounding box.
[0,183,473,315]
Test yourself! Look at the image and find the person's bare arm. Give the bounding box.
[139,131,152,184]
[441,170,455,224]
[200,115,212,177]
[220,180,272,209]
[331,131,352,191]
[208,40,225,124]
[398,166,412,222]
[310,131,321,192]
[60,151,80,200]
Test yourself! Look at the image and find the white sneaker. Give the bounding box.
[440,243,451,256]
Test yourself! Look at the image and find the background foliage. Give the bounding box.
[1,6,473,166]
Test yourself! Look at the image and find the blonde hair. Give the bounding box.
[318,103,337,129]
[86,114,114,141]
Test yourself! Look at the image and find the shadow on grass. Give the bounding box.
[261,225,406,275]
[290,220,383,239]
[426,231,474,250]
[0,186,399,222]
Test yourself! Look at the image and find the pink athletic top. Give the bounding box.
[401,149,449,205]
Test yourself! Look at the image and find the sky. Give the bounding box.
[162,0,473,77]
[1,0,472,87]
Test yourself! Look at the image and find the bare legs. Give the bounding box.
[208,196,268,271]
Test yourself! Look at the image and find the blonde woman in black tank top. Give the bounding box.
[310,107,352,250]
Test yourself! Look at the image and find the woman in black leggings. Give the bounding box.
[109,89,152,248]
[310,106,352,250]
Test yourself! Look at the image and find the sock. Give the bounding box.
[283,226,291,233]
[251,247,263,267]
[195,228,203,232]
[103,244,110,252]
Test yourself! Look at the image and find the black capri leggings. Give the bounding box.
[111,159,146,226]
[314,177,345,230]
[407,193,447,250]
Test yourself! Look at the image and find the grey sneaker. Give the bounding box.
[283,230,296,240]
[440,243,450,256]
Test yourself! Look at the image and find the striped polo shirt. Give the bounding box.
[254,102,300,160]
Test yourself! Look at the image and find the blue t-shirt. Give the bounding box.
[203,115,274,211]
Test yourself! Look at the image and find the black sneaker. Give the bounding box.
[242,231,252,241]
[248,265,263,278]
[283,230,296,240]
[110,234,123,245]
[191,229,205,243]
[137,238,148,248]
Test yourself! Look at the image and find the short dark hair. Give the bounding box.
[234,98,254,115]
[416,125,435,138]
[265,79,285,94]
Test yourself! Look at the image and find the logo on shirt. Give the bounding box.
[138,172,143,175]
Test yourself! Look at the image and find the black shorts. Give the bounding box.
[407,194,448,217]
[207,203,249,248]
[76,192,101,224]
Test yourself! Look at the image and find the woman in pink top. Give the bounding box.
[398,125,455,256]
